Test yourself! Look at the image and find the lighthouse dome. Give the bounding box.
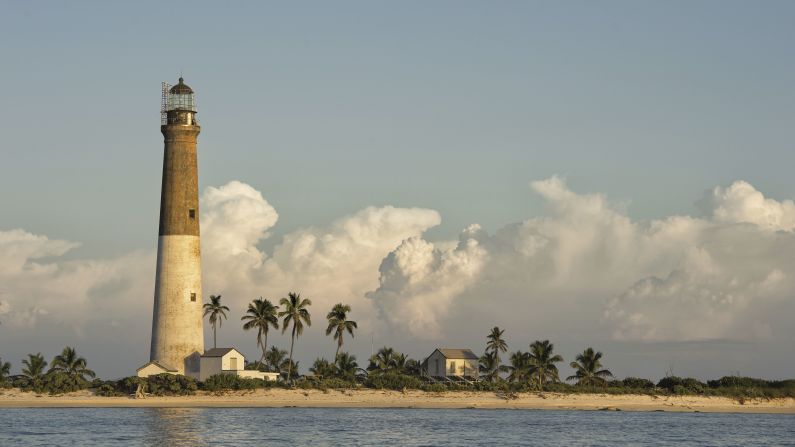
[169,77,193,94]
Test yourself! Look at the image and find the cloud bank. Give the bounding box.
[367,177,795,343]
[1,177,794,376]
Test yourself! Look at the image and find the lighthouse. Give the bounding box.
[145,77,204,377]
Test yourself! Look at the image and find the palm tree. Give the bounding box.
[278,292,312,383]
[485,326,508,380]
[367,346,407,374]
[309,358,335,378]
[506,351,531,383]
[486,326,508,360]
[566,347,613,387]
[203,294,229,349]
[265,346,288,373]
[528,340,563,389]
[403,358,422,377]
[325,303,358,359]
[335,352,359,380]
[21,353,48,386]
[49,347,95,384]
[479,351,509,382]
[241,297,279,363]
[0,357,10,384]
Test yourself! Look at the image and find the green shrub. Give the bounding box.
[94,383,124,397]
[364,373,422,390]
[621,377,655,389]
[201,374,266,392]
[544,382,576,393]
[146,374,197,396]
[657,376,706,394]
[421,383,447,393]
[317,378,356,389]
[117,376,146,395]
[38,371,89,395]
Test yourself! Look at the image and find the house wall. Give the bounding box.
[221,350,244,371]
[425,351,447,377]
[445,358,478,377]
[199,357,222,381]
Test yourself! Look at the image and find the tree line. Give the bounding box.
[0,347,96,394]
[204,292,356,383]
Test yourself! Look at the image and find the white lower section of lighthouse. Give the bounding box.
[149,235,204,377]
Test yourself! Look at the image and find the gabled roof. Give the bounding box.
[436,348,479,360]
[202,347,242,358]
[439,348,478,360]
[136,360,177,372]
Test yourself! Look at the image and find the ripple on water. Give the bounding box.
[0,408,794,446]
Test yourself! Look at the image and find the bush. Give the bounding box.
[621,377,655,389]
[364,373,422,390]
[703,376,795,399]
[38,372,90,395]
[94,383,124,397]
[421,383,448,393]
[543,382,576,393]
[657,376,706,394]
[146,374,197,396]
[201,374,266,392]
[317,378,356,389]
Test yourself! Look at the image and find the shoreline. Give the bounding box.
[1,389,794,413]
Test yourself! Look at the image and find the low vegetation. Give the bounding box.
[2,326,793,400]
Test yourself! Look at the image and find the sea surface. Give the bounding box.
[1,407,793,446]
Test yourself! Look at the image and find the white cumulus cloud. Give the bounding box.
[367,177,795,343]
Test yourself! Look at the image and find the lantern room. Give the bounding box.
[161,77,198,126]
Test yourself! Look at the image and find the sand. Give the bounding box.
[1,388,793,413]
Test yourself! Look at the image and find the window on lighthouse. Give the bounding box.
[189,209,196,219]
[190,293,196,302]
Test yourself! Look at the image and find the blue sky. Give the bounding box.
[1,2,795,378]
[2,1,794,256]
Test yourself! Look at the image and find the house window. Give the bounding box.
[450,361,456,373]
[230,357,238,370]
[190,293,196,302]
[189,209,196,219]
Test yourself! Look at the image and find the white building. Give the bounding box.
[422,348,479,379]
[137,348,279,382]
[136,360,178,378]
[199,348,278,382]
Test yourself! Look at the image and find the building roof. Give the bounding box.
[136,360,177,372]
[169,77,193,94]
[202,347,242,358]
[435,348,479,360]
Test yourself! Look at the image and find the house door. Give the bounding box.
[230,357,238,370]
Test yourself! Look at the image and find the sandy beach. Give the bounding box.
[1,388,793,413]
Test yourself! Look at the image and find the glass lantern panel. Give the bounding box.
[167,93,196,112]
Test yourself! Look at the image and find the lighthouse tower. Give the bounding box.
[147,77,204,377]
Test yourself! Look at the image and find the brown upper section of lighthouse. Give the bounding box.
[159,122,201,236]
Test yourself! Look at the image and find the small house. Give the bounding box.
[422,348,479,379]
[136,360,178,378]
[199,348,278,382]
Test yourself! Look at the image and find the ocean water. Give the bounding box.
[1,408,793,446]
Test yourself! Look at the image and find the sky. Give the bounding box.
[1,1,795,380]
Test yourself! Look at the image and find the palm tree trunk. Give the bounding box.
[288,325,296,384]
[261,331,268,364]
[213,322,217,348]
[335,336,342,360]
